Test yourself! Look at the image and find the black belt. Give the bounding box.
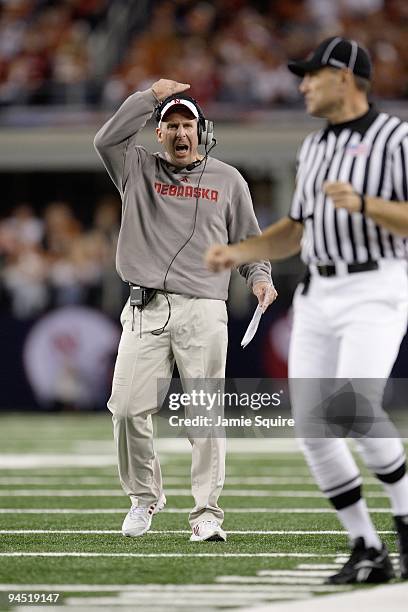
[315,261,379,277]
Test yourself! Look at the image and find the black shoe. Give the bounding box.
[394,515,408,579]
[325,537,395,585]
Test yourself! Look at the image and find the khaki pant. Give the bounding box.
[107,292,228,527]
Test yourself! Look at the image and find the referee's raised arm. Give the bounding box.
[205,217,302,271]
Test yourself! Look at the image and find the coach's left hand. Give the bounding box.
[252,281,278,313]
[324,181,361,213]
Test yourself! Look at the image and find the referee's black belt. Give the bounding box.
[314,260,379,277]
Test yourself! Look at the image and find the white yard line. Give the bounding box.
[295,565,341,570]
[85,439,303,453]
[4,552,399,558]
[0,455,118,468]
[0,441,301,468]
[0,468,313,477]
[0,584,341,592]
[0,489,389,497]
[0,477,120,485]
[217,577,327,585]
[0,476,384,486]
[0,477,319,485]
[70,439,303,454]
[63,594,307,606]
[0,529,396,535]
[255,571,333,577]
[0,507,391,514]
[96,591,306,599]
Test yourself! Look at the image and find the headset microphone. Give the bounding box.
[186,159,203,171]
[206,137,217,155]
[185,138,217,171]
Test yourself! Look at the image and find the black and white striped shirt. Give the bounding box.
[289,106,408,264]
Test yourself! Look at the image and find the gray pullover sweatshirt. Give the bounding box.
[94,89,272,300]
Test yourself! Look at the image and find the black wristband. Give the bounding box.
[360,194,366,215]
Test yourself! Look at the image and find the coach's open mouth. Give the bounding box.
[174,143,190,158]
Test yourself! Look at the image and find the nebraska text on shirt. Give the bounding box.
[154,182,219,202]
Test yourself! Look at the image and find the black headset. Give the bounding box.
[154,94,214,147]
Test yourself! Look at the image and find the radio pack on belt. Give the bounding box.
[129,285,157,310]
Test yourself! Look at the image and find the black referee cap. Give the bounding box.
[288,36,372,80]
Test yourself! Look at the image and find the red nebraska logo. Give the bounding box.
[154,182,219,202]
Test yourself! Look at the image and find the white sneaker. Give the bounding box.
[190,519,227,542]
[122,494,166,537]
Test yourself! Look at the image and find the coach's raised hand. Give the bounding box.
[151,79,190,102]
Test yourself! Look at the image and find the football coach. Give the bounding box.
[94,78,276,543]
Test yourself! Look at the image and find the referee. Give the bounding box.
[206,36,408,584]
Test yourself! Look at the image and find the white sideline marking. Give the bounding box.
[64,594,307,605]
[0,507,391,514]
[0,584,347,593]
[4,552,399,558]
[0,488,389,497]
[0,530,124,534]
[95,592,304,601]
[0,441,301,468]
[0,477,120,485]
[0,529,396,535]
[296,564,341,570]
[217,576,326,585]
[0,477,316,486]
[0,584,342,593]
[0,467,313,476]
[298,561,402,570]
[256,570,333,577]
[0,455,118,468]
[0,476,384,486]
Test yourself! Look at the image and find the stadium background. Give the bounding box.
[1,2,408,611]
[1,0,408,411]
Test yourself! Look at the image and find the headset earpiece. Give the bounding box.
[198,119,214,147]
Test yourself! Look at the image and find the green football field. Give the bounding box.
[0,413,404,611]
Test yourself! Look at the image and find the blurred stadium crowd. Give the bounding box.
[0,0,407,109]
[0,181,277,322]
[0,198,126,320]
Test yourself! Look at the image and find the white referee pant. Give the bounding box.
[288,259,408,495]
[107,292,228,528]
